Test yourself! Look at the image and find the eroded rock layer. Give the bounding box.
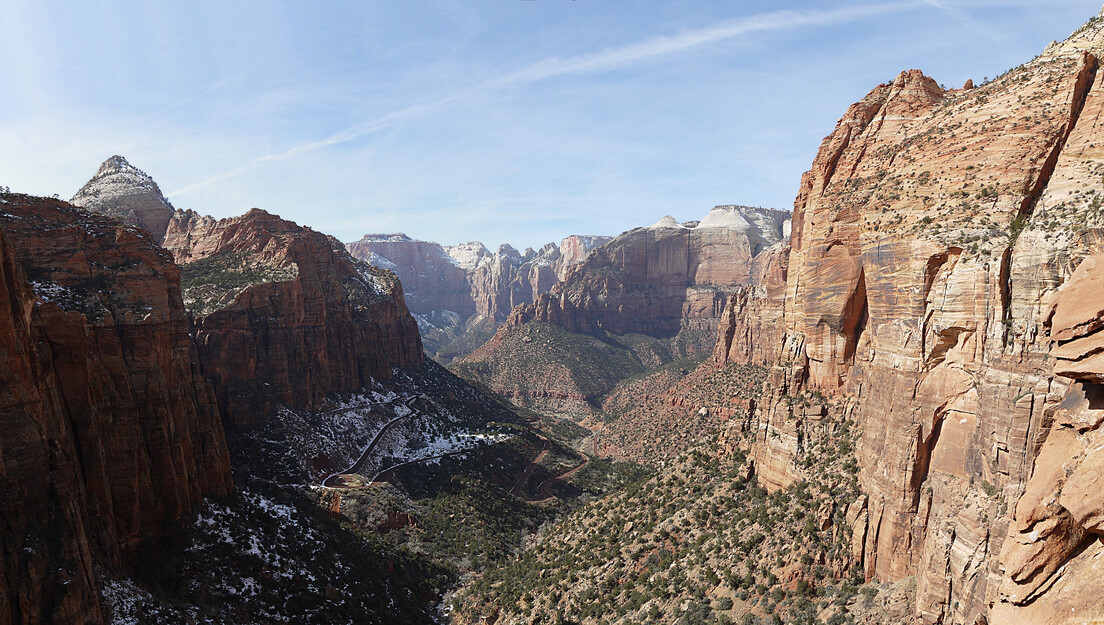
[0,194,232,625]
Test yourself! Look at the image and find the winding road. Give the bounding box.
[509,437,551,496]
[321,401,594,505]
[508,434,592,503]
[321,395,420,489]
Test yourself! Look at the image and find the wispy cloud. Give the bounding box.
[919,0,1004,43]
[169,1,926,198]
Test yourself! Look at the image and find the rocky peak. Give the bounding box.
[444,241,493,270]
[494,244,523,267]
[94,154,139,177]
[648,215,683,229]
[353,233,414,243]
[70,155,175,243]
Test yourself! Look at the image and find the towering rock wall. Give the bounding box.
[717,15,1104,624]
[0,194,232,625]
[164,208,424,432]
[346,234,476,320]
[511,206,790,338]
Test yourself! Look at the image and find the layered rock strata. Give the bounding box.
[507,206,790,338]
[70,155,176,244]
[346,233,610,358]
[163,208,424,432]
[712,14,1104,624]
[0,194,232,625]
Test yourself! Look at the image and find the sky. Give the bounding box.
[1,1,1101,250]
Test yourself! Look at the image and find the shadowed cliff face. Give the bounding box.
[0,194,232,625]
[163,208,424,432]
[711,15,1104,624]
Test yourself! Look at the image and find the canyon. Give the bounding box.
[6,8,1104,625]
[0,194,231,625]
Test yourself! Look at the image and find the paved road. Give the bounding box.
[509,437,551,496]
[528,453,590,504]
[321,396,419,489]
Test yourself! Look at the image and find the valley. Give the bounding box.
[6,6,1104,625]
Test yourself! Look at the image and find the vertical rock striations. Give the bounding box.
[715,13,1104,624]
[0,194,232,625]
[346,234,476,321]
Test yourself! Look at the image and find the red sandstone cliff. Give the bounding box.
[163,208,424,431]
[710,14,1104,624]
[0,194,231,625]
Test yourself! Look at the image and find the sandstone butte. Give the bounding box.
[707,11,1104,625]
[161,208,423,431]
[0,195,231,625]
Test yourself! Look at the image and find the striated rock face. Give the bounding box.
[715,13,1104,624]
[455,206,789,417]
[70,155,176,243]
[508,206,790,339]
[346,232,609,359]
[165,208,423,431]
[0,194,231,625]
[346,234,475,320]
[990,251,1104,625]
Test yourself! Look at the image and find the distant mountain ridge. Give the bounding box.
[346,231,611,360]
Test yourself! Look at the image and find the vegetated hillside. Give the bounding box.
[453,395,888,625]
[455,207,787,419]
[452,320,714,418]
[594,360,769,465]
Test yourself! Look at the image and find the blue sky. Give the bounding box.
[1,1,1100,249]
